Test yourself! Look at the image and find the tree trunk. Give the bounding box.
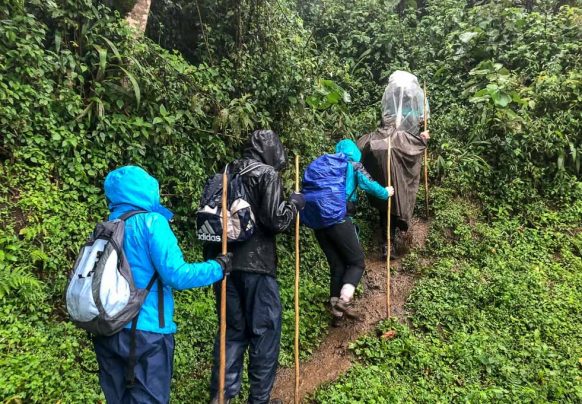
[126,0,152,34]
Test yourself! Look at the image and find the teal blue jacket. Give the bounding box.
[105,166,223,334]
[335,139,389,203]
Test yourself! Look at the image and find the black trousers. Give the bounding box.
[314,217,366,298]
[210,271,282,404]
[379,211,409,243]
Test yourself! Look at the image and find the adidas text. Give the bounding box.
[198,233,222,242]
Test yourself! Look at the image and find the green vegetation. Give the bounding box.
[315,186,582,402]
[1,0,580,402]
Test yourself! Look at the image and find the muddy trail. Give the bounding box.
[272,219,429,403]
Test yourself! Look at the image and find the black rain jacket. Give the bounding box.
[204,130,297,277]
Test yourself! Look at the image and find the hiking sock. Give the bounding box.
[340,284,355,303]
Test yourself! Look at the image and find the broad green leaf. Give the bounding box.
[118,66,141,108]
[98,35,121,61]
[459,32,479,43]
[54,31,61,52]
[93,45,107,80]
[492,92,511,107]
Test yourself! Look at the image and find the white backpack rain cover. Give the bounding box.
[66,211,156,336]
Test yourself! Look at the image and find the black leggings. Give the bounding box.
[314,217,366,298]
[379,211,409,243]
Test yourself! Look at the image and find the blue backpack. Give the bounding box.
[301,153,352,229]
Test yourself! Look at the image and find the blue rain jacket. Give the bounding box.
[335,139,388,203]
[104,166,223,334]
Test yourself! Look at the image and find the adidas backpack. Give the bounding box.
[65,210,162,336]
[301,153,354,229]
[196,162,263,243]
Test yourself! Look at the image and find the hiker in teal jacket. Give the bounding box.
[315,139,393,326]
[93,165,232,404]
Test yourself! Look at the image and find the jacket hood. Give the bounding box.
[104,166,173,220]
[242,130,288,171]
[335,139,361,162]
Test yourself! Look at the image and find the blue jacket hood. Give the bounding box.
[104,166,173,220]
[335,139,361,163]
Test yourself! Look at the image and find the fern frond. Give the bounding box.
[0,266,43,300]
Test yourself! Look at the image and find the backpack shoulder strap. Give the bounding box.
[347,161,358,201]
[118,210,148,221]
[238,161,266,176]
[126,271,163,387]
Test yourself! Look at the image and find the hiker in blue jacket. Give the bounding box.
[315,139,393,325]
[93,165,232,404]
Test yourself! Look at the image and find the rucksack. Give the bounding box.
[66,210,163,336]
[301,153,355,229]
[196,162,263,243]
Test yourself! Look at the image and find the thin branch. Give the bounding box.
[195,0,215,65]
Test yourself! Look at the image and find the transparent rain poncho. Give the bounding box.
[357,70,429,225]
[381,71,429,137]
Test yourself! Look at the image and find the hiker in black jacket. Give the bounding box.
[205,130,305,404]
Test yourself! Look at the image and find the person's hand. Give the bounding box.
[289,192,306,210]
[215,252,233,275]
[385,186,394,197]
[420,130,430,141]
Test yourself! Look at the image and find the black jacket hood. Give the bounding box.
[243,130,287,171]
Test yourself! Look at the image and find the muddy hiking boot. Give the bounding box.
[329,297,344,327]
[331,313,344,327]
[335,298,360,320]
[382,243,398,260]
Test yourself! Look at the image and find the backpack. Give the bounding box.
[301,153,355,229]
[196,162,263,243]
[65,210,163,336]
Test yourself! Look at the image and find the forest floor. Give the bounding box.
[272,219,429,403]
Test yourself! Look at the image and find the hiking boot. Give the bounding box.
[382,243,397,260]
[390,243,399,260]
[335,298,359,319]
[269,399,283,404]
[331,314,344,327]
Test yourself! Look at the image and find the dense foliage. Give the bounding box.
[1,0,580,402]
[309,1,581,401]
[0,0,336,401]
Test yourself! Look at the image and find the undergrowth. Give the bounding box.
[314,185,582,402]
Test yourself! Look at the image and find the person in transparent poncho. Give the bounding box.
[357,71,430,259]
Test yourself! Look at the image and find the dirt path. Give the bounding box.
[272,219,428,403]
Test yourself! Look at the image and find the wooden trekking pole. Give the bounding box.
[423,81,429,217]
[218,169,228,404]
[386,138,392,318]
[294,155,301,404]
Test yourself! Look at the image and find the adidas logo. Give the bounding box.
[197,221,221,242]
